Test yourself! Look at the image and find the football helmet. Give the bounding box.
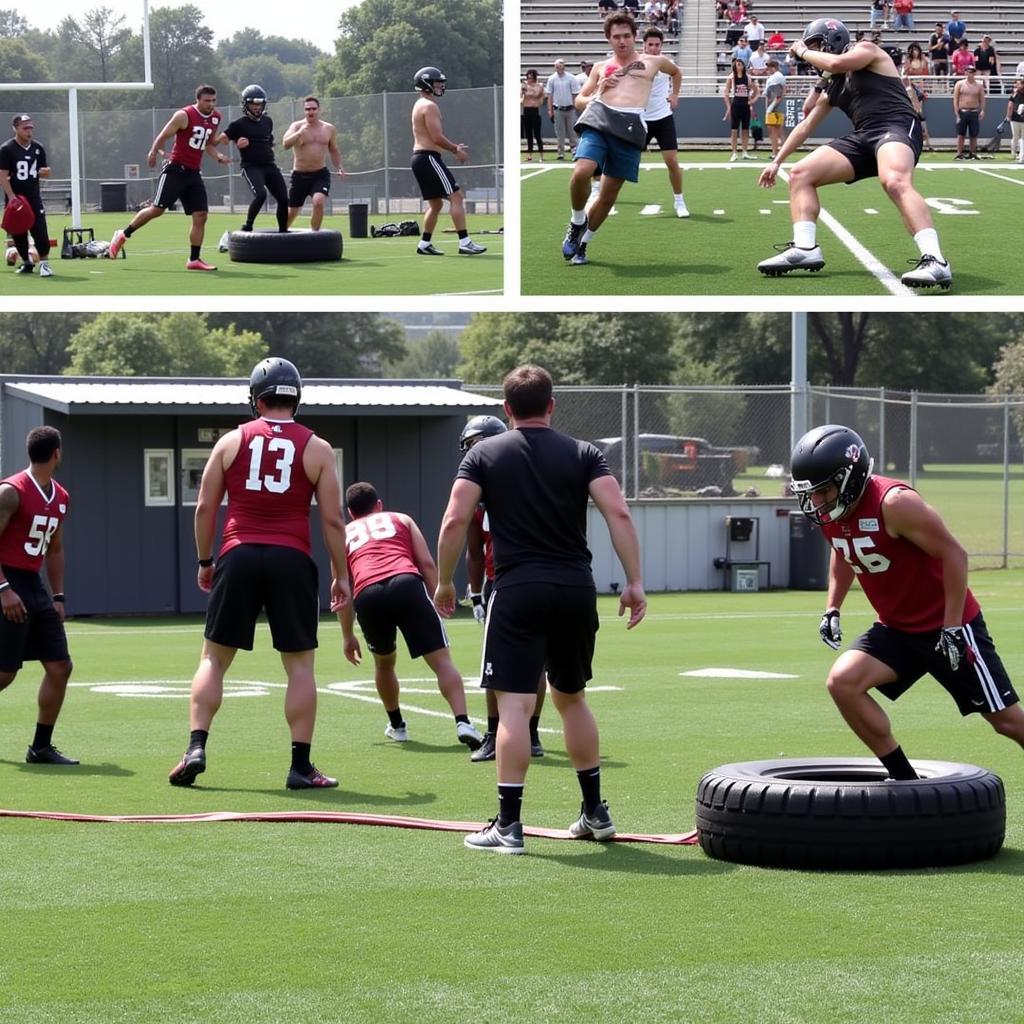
[790,424,873,525]
[249,357,302,415]
[802,18,851,55]
[459,415,506,452]
[414,66,447,95]
[242,84,267,120]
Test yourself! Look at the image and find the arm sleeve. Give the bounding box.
[582,443,613,483]
[224,121,241,141]
[456,447,484,486]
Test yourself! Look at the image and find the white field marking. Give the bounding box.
[777,168,912,297]
[438,289,504,296]
[520,166,556,181]
[326,679,622,695]
[759,208,772,215]
[640,204,662,215]
[69,681,268,698]
[771,200,789,205]
[971,167,1024,187]
[924,196,979,215]
[864,208,879,214]
[713,208,725,214]
[680,668,799,680]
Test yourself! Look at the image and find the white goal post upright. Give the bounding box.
[0,0,153,228]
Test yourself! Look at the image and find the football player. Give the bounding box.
[0,115,54,277]
[791,424,1024,780]
[756,19,952,290]
[283,96,346,231]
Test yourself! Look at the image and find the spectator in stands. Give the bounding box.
[973,36,1000,89]
[1016,59,1024,79]
[929,23,950,75]
[869,1,888,32]
[621,0,639,9]
[946,11,967,50]
[745,14,765,47]
[903,42,928,78]
[598,0,618,12]
[545,59,581,160]
[521,70,545,162]
[1007,78,1024,162]
[731,36,753,66]
[953,66,985,159]
[767,29,786,51]
[667,0,680,37]
[749,41,769,76]
[717,0,729,19]
[725,2,747,46]
[576,61,595,89]
[891,0,914,31]
[723,57,759,160]
[951,38,974,77]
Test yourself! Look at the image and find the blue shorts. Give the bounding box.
[574,126,642,183]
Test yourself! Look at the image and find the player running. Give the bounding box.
[756,19,952,290]
[791,424,1024,781]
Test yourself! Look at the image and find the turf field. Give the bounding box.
[3,212,503,296]
[522,152,1024,296]
[3,579,1024,1023]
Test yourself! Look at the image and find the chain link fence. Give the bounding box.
[469,383,1024,568]
[1,87,503,217]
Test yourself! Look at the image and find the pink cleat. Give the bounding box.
[185,258,217,271]
[108,229,127,259]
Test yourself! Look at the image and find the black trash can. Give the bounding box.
[348,202,368,238]
[789,511,830,590]
[100,181,128,213]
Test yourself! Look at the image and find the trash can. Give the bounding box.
[100,181,128,213]
[789,511,830,589]
[348,202,368,239]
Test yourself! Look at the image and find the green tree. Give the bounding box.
[315,0,501,96]
[0,313,88,373]
[0,9,28,36]
[145,6,229,108]
[54,7,132,82]
[65,313,265,376]
[386,329,461,378]
[218,30,325,67]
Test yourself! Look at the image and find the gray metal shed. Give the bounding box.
[0,374,502,616]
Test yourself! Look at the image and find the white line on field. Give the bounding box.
[520,166,556,181]
[971,167,1024,186]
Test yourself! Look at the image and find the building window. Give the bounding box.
[180,449,211,506]
[144,449,174,506]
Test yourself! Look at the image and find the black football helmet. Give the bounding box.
[414,66,447,95]
[249,357,302,416]
[242,84,267,120]
[802,18,851,55]
[790,424,873,525]
[459,415,506,452]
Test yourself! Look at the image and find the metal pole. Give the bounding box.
[1003,395,1010,569]
[620,385,628,497]
[493,84,502,214]
[824,384,831,427]
[909,391,918,489]
[142,0,152,85]
[633,383,640,500]
[790,312,808,453]
[382,91,391,217]
[878,386,886,473]
[69,88,81,228]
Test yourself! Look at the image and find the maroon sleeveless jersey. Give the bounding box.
[220,419,316,557]
[820,474,980,632]
[0,470,70,572]
[169,104,223,171]
[345,512,419,597]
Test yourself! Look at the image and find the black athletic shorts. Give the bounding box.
[853,613,1018,717]
[241,163,289,205]
[645,113,678,152]
[481,581,598,695]
[411,150,460,200]
[0,566,69,672]
[353,572,448,658]
[730,100,751,131]
[288,167,332,208]
[152,162,209,214]
[956,109,981,139]
[204,544,319,653]
[827,118,923,182]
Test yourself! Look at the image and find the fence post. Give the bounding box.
[790,311,808,454]
[878,386,886,473]
[68,88,82,227]
[493,84,502,213]
[632,383,640,500]
[909,390,918,489]
[1003,393,1010,569]
[382,91,391,217]
[620,385,628,498]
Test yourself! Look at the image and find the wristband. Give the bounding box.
[198,557,214,568]
[0,580,10,592]
[470,592,483,607]
[52,593,65,603]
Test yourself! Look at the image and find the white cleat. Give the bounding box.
[729,152,740,162]
[217,231,230,252]
[384,723,409,743]
[38,260,53,277]
[901,254,952,290]
[757,242,825,276]
[674,197,690,218]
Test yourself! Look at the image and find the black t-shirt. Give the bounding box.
[224,114,277,167]
[456,426,612,587]
[973,45,997,71]
[929,33,949,59]
[825,68,914,131]
[0,138,47,201]
[1010,89,1024,123]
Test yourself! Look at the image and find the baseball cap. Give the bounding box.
[12,114,34,128]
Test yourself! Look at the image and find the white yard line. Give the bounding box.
[971,167,1024,186]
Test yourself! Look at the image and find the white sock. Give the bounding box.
[581,228,597,243]
[571,209,587,226]
[914,228,944,262]
[793,221,817,249]
[674,193,684,202]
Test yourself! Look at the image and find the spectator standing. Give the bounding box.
[763,59,787,157]
[903,42,929,78]
[545,59,581,159]
[1007,78,1024,162]
[892,0,914,31]
[973,36,1000,89]
[731,36,753,66]
[950,39,974,77]
[576,61,594,89]
[723,57,760,160]
[521,70,546,162]
[929,23,950,75]
[953,66,985,159]
[767,29,787,51]
[946,11,967,50]
[598,0,618,12]
[869,0,888,32]
[904,75,934,152]
[749,42,770,76]
[745,15,766,47]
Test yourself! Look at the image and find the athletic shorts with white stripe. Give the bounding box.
[152,163,209,214]
[855,613,1018,716]
[411,149,460,200]
[353,572,449,658]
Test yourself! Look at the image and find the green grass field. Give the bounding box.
[3,579,1024,1023]
[522,152,1024,296]
[3,212,503,296]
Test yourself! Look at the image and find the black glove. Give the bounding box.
[819,608,842,650]
[935,626,972,672]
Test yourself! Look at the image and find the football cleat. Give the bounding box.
[26,744,79,765]
[458,240,487,255]
[286,764,338,789]
[456,720,484,750]
[464,817,525,854]
[901,254,952,290]
[729,152,740,162]
[741,151,757,160]
[562,219,586,259]
[15,262,33,274]
[416,243,444,256]
[38,260,53,277]
[570,242,589,266]
[108,229,127,259]
[217,231,231,252]
[757,243,825,276]
[168,747,206,786]
[384,723,409,743]
[674,197,690,218]
[568,800,616,841]
[531,739,545,758]
[470,732,496,762]
[185,258,217,271]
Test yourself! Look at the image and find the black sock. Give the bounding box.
[420,232,432,243]
[386,707,405,729]
[455,714,470,725]
[498,783,523,827]
[529,715,541,744]
[188,729,209,752]
[190,245,201,261]
[32,723,54,751]
[457,229,468,240]
[487,716,499,735]
[879,745,917,781]
[291,741,312,774]
[576,766,602,813]
[124,225,135,238]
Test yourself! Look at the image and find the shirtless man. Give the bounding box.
[952,67,985,160]
[410,66,486,256]
[561,11,680,266]
[283,96,346,231]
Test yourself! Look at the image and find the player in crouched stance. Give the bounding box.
[791,424,1024,782]
[338,481,483,751]
[756,19,951,290]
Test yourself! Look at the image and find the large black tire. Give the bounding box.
[695,758,1005,870]
[227,229,343,264]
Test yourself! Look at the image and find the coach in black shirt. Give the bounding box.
[0,114,53,276]
[435,364,646,855]
[222,85,289,232]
